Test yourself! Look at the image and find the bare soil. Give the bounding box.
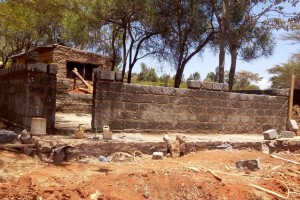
[1,149,300,200]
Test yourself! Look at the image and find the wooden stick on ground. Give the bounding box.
[271,154,300,165]
[0,143,35,149]
[249,183,288,199]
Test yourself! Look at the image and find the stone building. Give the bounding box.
[9,44,112,81]
[9,44,112,114]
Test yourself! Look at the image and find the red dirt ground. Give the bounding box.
[0,149,300,200]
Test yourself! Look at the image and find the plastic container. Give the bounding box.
[103,125,112,140]
[31,118,47,135]
[75,125,84,139]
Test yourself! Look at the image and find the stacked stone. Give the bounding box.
[92,70,288,134]
[0,63,57,130]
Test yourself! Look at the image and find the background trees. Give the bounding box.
[0,0,299,88]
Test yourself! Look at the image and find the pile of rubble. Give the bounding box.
[0,121,72,163]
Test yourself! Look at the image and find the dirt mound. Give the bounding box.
[0,150,299,199]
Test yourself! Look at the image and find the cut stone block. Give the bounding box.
[187,80,202,89]
[287,120,299,131]
[115,72,123,82]
[152,152,164,160]
[222,83,229,91]
[263,129,278,140]
[201,81,213,90]
[100,70,115,81]
[236,159,260,171]
[212,82,222,91]
[279,131,295,138]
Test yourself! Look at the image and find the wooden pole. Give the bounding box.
[288,74,295,120]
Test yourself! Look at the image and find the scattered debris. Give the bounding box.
[214,143,233,150]
[18,129,33,144]
[236,159,260,171]
[109,152,134,162]
[249,183,289,199]
[270,165,282,171]
[263,129,278,140]
[279,131,295,138]
[271,154,300,165]
[142,185,150,199]
[99,155,108,162]
[23,147,35,157]
[52,145,72,163]
[152,152,164,160]
[90,190,102,200]
[287,119,299,131]
[207,169,222,181]
[72,68,93,94]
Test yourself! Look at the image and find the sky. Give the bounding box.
[134,30,299,89]
[133,3,299,89]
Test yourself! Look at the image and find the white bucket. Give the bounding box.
[103,125,112,140]
[31,118,47,135]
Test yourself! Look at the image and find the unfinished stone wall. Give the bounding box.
[55,80,92,114]
[92,70,288,134]
[0,63,57,130]
[52,45,112,79]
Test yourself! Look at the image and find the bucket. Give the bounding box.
[103,125,112,140]
[31,118,47,135]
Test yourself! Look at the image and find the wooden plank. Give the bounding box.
[288,74,295,120]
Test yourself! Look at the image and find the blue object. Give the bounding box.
[99,155,108,162]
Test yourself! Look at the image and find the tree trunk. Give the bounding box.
[174,65,184,88]
[218,27,225,83]
[121,26,127,82]
[228,49,237,90]
[127,65,133,83]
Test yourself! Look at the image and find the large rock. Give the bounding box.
[263,129,278,140]
[152,152,164,160]
[0,130,18,144]
[279,131,295,138]
[287,120,299,131]
[236,159,260,171]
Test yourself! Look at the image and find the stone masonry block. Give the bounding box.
[222,83,229,91]
[47,64,58,74]
[287,119,299,131]
[201,81,213,90]
[279,131,295,138]
[212,82,222,91]
[187,80,202,89]
[152,152,164,160]
[115,72,123,82]
[100,70,115,81]
[263,129,278,140]
[27,63,47,73]
[271,89,289,97]
[236,159,260,171]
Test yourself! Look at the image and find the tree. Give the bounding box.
[233,70,262,90]
[0,0,70,67]
[210,0,298,90]
[187,72,201,80]
[137,62,158,82]
[155,0,215,88]
[268,53,300,89]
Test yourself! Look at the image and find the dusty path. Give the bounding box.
[1,150,300,200]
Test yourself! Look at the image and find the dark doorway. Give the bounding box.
[66,61,100,81]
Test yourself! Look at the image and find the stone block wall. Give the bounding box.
[0,63,57,130]
[55,79,92,114]
[92,70,288,134]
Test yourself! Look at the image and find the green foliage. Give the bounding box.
[187,72,201,81]
[137,63,158,82]
[233,71,262,90]
[268,53,300,89]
